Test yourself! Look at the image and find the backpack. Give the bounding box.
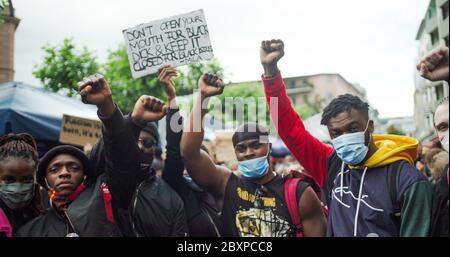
[284,170,329,237]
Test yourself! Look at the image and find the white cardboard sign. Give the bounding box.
[123,9,214,78]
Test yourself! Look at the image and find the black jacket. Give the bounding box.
[122,109,188,237]
[431,166,449,237]
[17,107,146,237]
[161,108,222,237]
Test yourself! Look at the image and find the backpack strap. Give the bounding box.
[386,161,404,229]
[284,177,304,237]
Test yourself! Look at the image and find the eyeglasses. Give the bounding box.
[138,139,156,149]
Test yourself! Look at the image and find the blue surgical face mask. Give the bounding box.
[0,182,35,210]
[331,121,371,166]
[238,147,270,179]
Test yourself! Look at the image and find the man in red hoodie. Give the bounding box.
[260,39,433,237]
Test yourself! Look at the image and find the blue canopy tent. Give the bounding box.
[0,82,99,155]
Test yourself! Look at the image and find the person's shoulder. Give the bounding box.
[15,208,54,236]
[393,160,431,194]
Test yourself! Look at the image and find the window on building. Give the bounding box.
[289,80,296,89]
[430,29,440,45]
[441,1,449,19]
[436,83,445,102]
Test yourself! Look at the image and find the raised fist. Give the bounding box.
[198,73,225,98]
[77,74,112,106]
[260,39,285,67]
[131,95,168,125]
[417,46,449,82]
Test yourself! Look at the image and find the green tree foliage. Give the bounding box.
[387,124,406,136]
[103,45,225,112]
[32,38,100,97]
[33,40,225,113]
[0,0,9,23]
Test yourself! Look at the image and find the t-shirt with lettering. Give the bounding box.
[221,173,309,237]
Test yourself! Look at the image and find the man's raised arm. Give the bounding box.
[260,39,333,187]
[180,74,231,200]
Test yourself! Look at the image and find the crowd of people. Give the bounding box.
[0,40,448,237]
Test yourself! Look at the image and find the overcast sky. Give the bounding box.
[11,0,430,118]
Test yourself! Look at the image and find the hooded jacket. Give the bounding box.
[263,73,433,237]
[95,111,189,237]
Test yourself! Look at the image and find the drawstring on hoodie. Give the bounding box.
[340,162,345,200]
[353,166,368,237]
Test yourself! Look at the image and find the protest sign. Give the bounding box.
[123,9,214,78]
[59,114,102,147]
[214,130,236,166]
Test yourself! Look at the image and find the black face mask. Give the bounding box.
[138,151,154,171]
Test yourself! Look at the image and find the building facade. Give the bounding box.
[414,0,449,140]
[0,0,20,84]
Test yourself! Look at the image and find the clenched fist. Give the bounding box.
[198,74,225,98]
[417,46,449,82]
[260,39,284,77]
[77,74,115,117]
[131,95,168,126]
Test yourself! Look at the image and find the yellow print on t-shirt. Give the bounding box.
[236,187,276,208]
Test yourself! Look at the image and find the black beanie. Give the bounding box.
[37,145,91,189]
[232,122,269,147]
[141,122,160,143]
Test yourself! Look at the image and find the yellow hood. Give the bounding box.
[354,134,419,168]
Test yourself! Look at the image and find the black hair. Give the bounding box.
[0,133,38,170]
[321,94,370,125]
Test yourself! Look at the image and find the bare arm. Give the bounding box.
[298,187,327,237]
[180,74,231,199]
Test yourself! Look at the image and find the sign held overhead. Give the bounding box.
[123,9,214,78]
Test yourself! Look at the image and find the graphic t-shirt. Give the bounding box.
[221,173,308,237]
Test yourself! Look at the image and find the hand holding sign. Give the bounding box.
[158,65,177,100]
[131,95,168,126]
[416,46,449,82]
[198,73,224,98]
[77,74,115,117]
[260,39,285,77]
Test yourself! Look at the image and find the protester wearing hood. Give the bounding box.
[83,88,188,237]
[417,45,449,237]
[181,74,327,237]
[128,119,188,237]
[261,39,433,237]
[158,65,222,237]
[0,133,44,237]
[17,74,148,237]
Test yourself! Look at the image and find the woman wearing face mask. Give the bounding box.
[0,133,44,237]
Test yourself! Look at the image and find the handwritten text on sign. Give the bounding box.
[59,114,102,147]
[123,9,214,78]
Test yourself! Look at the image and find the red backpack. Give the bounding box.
[284,170,328,237]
